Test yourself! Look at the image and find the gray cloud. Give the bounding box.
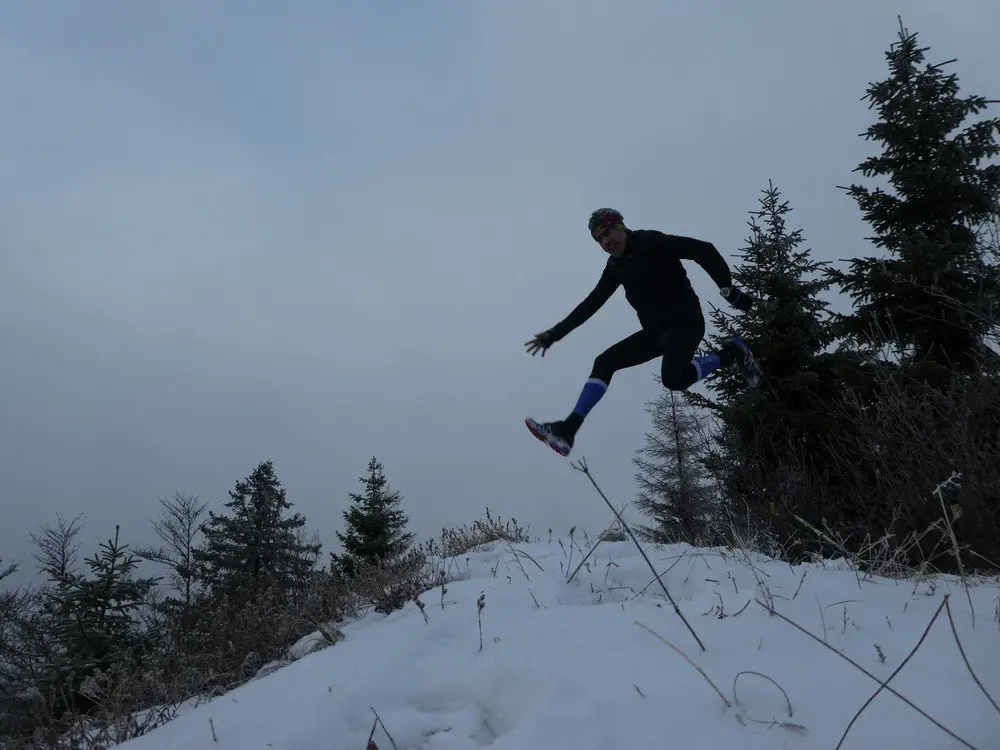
[2,2,998,587]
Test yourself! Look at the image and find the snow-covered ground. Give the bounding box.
[114,537,1000,750]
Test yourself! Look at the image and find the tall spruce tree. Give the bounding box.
[632,389,718,544]
[194,460,321,604]
[828,17,1000,378]
[980,214,1000,350]
[33,523,160,716]
[331,456,416,579]
[812,21,1000,569]
[62,527,161,680]
[689,181,841,548]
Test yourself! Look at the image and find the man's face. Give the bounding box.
[593,225,627,257]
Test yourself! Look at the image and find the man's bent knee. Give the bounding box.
[661,361,698,391]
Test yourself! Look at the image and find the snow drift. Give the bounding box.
[112,536,1000,749]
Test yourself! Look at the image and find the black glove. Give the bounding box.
[721,286,754,312]
[525,329,558,357]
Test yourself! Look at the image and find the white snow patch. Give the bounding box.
[111,539,1000,749]
[283,620,347,663]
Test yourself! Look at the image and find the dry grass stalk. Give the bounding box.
[566,516,632,584]
[573,457,706,652]
[943,597,1000,718]
[755,594,976,750]
[476,592,486,652]
[732,670,793,717]
[369,706,397,750]
[439,509,530,559]
[631,550,699,599]
[634,621,729,709]
[933,472,976,626]
[835,595,948,750]
[732,670,806,734]
[565,537,605,584]
[503,539,543,583]
[790,514,863,588]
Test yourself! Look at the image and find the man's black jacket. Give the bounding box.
[547,229,733,340]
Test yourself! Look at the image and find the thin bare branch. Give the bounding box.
[756,596,976,749]
[944,598,1000,718]
[836,595,948,750]
[573,457,706,651]
[634,621,729,708]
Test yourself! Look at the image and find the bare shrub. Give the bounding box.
[439,508,530,558]
[135,492,208,611]
[0,522,481,749]
[337,549,436,616]
[754,363,1000,575]
[189,569,362,681]
[0,562,366,749]
[822,367,999,572]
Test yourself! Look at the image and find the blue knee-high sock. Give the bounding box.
[572,378,608,418]
[691,354,721,381]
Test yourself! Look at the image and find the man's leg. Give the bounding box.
[526,330,661,455]
[658,317,710,390]
[565,329,661,433]
[659,317,762,390]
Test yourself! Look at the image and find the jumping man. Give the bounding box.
[524,207,762,457]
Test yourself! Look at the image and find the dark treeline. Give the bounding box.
[634,19,1000,574]
[0,455,463,748]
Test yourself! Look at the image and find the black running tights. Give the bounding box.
[589,318,706,391]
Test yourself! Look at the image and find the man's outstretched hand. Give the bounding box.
[525,331,555,357]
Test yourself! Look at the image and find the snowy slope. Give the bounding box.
[114,538,1000,750]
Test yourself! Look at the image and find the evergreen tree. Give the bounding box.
[0,557,24,665]
[331,456,416,579]
[797,20,1000,571]
[62,527,161,680]
[29,515,85,681]
[980,214,1000,351]
[0,559,28,736]
[194,460,321,604]
[632,389,718,544]
[689,181,842,549]
[828,17,1000,378]
[32,523,160,716]
[698,180,837,407]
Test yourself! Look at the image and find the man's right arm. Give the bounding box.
[546,265,620,341]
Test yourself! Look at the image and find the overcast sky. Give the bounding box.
[2,1,998,588]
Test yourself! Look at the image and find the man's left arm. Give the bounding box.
[662,234,755,311]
